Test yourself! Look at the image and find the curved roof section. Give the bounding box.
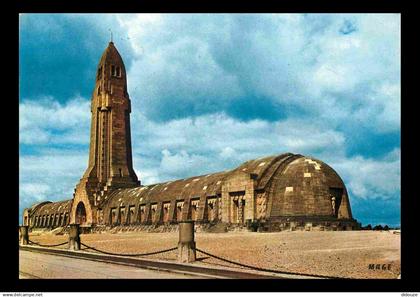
[98,42,126,72]
[101,153,303,208]
[31,199,72,216]
[265,155,352,218]
[27,201,51,214]
[282,156,346,188]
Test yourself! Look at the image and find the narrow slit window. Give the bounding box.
[97,66,102,80]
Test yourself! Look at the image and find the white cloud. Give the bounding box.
[219,147,236,160]
[20,183,51,203]
[117,14,400,135]
[19,150,88,210]
[328,148,401,200]
[19,96,91,145]
[129,112,347,184]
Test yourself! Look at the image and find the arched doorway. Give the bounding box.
[75,202,87,225]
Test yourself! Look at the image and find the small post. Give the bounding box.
[289,221,296,231]
[178,220,196,263]
[20,226,29,245]
[68,224,81,251]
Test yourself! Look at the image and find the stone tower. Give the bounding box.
[70,42,140,226]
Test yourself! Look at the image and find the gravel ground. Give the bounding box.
[26,230,400,279]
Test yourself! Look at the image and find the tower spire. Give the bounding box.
[109,28,113,43]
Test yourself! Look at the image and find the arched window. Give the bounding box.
[111,65,121,77]
[75,202,87,225]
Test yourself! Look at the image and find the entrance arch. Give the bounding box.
[75,202,87,225]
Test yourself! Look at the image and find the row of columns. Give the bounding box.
[110,198,220,226]
[19,221,196,263]
[30,213,69,228]
[19,224,81,250]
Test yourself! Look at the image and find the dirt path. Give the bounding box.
[26,230,400,279]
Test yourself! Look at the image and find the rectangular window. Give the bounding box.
[129,206,136,224]
[151,203,158,223]
[230,191,245,224]
[120,207,126,224]
[111,65,116,76]
[190,198,200,221]
[110,208,117,225]
[97,66,102,80]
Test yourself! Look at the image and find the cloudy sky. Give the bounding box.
[19,13,400,226]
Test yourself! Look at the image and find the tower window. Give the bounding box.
[111,65,121,77]
[97,86,101,95]
[97,66,102,80]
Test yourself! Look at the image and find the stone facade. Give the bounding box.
[71,41,140,226]
[23,42,359,231]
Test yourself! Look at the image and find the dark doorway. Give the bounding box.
[329,188,343,217]
[75,202,87,225]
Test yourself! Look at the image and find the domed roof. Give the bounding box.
[267,156,352,219]
[97,152,353,221]
[100,153,304,209]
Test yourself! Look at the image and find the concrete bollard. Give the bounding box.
[20,226,29,245]
[68,224,81,250]
[178,221,196,263]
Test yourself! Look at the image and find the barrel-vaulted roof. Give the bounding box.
[30,199,72,217]
[101,153,302,209]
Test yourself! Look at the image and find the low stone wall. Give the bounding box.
[28,218,361,235]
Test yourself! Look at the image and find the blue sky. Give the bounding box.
[19,13,401,226]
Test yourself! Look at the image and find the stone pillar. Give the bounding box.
[178,221,196,263]
[244,179,256,221]
[221,185,230,222]
[238,199,244,224]
[68,224,81,250]
[20,226,29,245]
